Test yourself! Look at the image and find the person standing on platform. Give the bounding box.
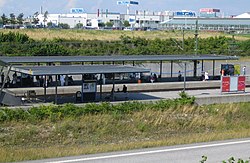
[204,71,209,81]
[243,66,246,76]
[221,69,225,76]
[122,85,128,99]
[1,73,4,86]
[6,76,10,88]
[12,72,17,87]
[60,75,65,86]
[178,71,182,81]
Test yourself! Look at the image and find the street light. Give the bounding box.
[183,62,187,92]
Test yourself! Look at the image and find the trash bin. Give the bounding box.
[75,91,82,103]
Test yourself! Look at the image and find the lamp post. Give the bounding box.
[183,62,187,92]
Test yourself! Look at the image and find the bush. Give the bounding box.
[0,94,196,122]
[0,32,249,56]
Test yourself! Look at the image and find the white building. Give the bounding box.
[235,12,250,18]
[35,10,250,31]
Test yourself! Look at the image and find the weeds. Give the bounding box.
[1,99,250,162]
[201,156,250,163]
[0,95,195,123]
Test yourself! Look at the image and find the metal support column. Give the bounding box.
[184,62,187,92]
[160,60,163,78]
[201,60,204,72]
[170,61,173,78]
[55,75,58,104]
[112,73,115,101]
[44,76,47,102]
[213,60,215,77]
[100,74,103,101]
[81,74,84,103]
[193,60,197,77]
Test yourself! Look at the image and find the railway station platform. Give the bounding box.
[5,79,250,106]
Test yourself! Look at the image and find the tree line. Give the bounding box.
[0,11,131,29]
[0,32,249,56]
[0,12,40,28]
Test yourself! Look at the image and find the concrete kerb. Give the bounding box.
[195,91,250,106]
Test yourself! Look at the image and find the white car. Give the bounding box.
[123,27,134,31]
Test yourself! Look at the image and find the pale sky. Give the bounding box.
[0,0,249,17]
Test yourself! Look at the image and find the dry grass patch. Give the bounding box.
[0,29,246,41]
[0,102,250,162]
[1,129,250,162]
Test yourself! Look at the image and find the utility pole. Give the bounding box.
[182,28,185,51]
[183,62,187,92]
[193,19,199,77]
[194,19,199,55]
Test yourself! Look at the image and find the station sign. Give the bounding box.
[238,76,246,91]
[176,11,196,16]
[117,1,139,5]
[222,76,230,92]
[130,1,139,5]
[221,76,246,93]
[200,8,220,13]
[70,8,85,14]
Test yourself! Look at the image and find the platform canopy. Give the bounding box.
[0,55,238,65]
[10,65,150,76]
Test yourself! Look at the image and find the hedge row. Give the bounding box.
[0,94,195,122]
[0,32,248,56]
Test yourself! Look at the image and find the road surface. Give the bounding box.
[19,138,250,163]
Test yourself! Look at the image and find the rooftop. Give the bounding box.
[11,65,150,76]
[0,55,239,65]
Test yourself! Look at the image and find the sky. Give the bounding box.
[0,0,249,17]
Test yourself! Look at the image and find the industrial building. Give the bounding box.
[35,6,250,32]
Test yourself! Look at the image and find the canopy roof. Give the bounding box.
[0,55,238,65]
[10,65,150,76]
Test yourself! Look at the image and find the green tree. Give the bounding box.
[32,12,39,25]
[43,11,48,27]
[58,23,70,29]
[47,22,53,28]
[17,13,24,25]
[1,14,8,25]
[9,13,16,25]
[98,22,105,28]
[106,21,114,28]
[123,20,130,27]
[75,23,83,29]
[0,17,3,26]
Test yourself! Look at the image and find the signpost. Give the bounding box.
[221,76,246,93]
[70,8,85,14]
[117,1,139,15]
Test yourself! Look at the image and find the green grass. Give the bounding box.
[1,101,250,162]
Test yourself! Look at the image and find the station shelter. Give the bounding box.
[0,55,238,106]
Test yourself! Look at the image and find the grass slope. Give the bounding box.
[0,101,250,162]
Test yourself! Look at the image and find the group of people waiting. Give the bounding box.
[36,75,74,87]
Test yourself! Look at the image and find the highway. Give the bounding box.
[20,138,250,163]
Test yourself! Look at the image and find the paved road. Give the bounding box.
[20,138,250,163]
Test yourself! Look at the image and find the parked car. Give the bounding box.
[123,27,134,31]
